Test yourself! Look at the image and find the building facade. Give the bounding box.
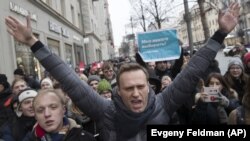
[177,0,245,49]
[177,0,221,49]
[0,0,114,82]
[80,0,114,64]
[238,0,250,45]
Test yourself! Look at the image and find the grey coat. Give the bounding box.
[32,39,221,141]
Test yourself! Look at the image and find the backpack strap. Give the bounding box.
[236,106,245,124]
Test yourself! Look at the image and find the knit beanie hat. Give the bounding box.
[228,57,244,70]
[41,78,53,88]
[0,74,10,89]
[243,52,250,65]
[16,88,37,117]
[97,79,112,94]
[87,75,101,84]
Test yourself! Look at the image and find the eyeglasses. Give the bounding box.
[103,69,113,74]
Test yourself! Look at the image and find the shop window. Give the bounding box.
[47,38,60,56]
[15,34,41,80]
[65,43,73,68]
[74,44,84,66]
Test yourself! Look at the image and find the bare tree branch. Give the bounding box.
[130,0,180,31]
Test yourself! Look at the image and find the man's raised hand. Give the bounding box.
[218,2,241,34]
[5,16,38,46]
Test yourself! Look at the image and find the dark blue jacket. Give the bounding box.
[0,116,35,141]
[30,34,223,140]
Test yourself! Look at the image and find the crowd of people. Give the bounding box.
[0,2,248,141]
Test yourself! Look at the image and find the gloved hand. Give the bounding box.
[218,95,229,107]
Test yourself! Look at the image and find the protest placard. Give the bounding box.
[137,29,180,62]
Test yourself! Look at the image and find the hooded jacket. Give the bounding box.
[29,31,223,140]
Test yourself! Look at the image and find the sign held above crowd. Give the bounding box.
[137,29,181,62]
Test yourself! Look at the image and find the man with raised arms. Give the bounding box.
[5,3,240,141]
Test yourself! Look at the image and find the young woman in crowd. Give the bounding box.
[228,76,250,124]
[224,57,249,104]
[161,75,172,91]
[192,73,239,124]
[40,77,54,89]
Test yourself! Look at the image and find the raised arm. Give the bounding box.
[160,2,240,115]
[5,16,110,121]
[5,16,37,46]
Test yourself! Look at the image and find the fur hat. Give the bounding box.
[228,57,244,70]
[87,75,101,84]
[97,79,112,94]
[0,74,10,89]
[16,88,37,117]
[14,68,25,76]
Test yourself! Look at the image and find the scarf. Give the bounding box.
[113,87,155,140]
[35,117,70,141]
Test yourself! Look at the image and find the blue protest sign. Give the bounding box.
[137,29,180,62]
